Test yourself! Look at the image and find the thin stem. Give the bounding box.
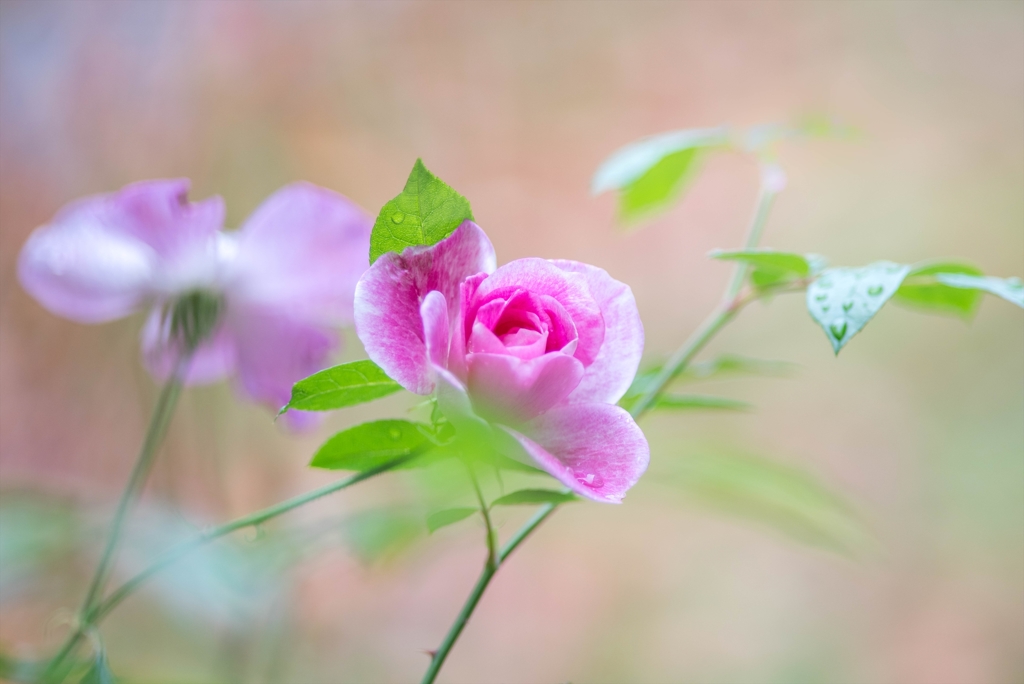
[466,465,497,569]
[46,356,190,678]
[419,170,785,684]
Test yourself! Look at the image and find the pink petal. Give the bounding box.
[140,308,238,386]
[470,258,604,367]
[17,180,225,323]
[466,351,584,424]
[501,403,649,503]
[228,303,339,416]
[551,260,644,405]
[354,222,495,394]
[231,182,371,325]
[420,290,450,369]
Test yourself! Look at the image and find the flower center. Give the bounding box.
[166,289,223,352]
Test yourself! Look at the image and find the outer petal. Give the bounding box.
[230,182,371,325]
[552,260,644,405]
[106,179,224,259]
[470,258,604,367]
[228,303,339,417]
[354,222,495,394]
[466,352,584,424]
[501,403,649,503]
[421,290,450,369]
[140,308,237,386]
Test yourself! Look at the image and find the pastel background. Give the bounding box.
[1,2,1021,683]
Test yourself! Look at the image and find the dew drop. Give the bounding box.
[388,427,402,441]
[842,301,854,312]
[390,211,405,224]
[575,472,604,489]
[867,285,883,296]
[815,294,827,302]
[830,321,848,340]
[822,305,830,313]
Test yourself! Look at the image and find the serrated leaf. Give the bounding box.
[280,360,402,415]
[892,262,984,319]
[654,394,752,411]
[491,489,578,506]
[426,507,478,533]
[712,249,825,289]
[369,159,474,264]
[806,262,911,354]
[666,450,872,556]
[936,273,1024,309]
[310,420,431,471]
[592,127,730,224]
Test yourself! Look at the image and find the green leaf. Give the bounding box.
[936,273,1024,309]
[80,651,114,684]
[369,159,474,264]
[806,262,911,354]
[653,394,752,411]
[345,509,422,564]
[280,360,402,415]
[310,420,431,471]
[892,261,984,319]
[711,249,825,289]
[667,450,872,555]
[491,489,578,506]
[426,507,478,533]
[592,127,730,224]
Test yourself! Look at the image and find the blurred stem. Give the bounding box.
[45,355,190,679]
[420,171,786,684]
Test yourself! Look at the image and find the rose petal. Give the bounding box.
[139,308,237,385]
[354,222,495,394]
[551,260,644,405]
[231,182,371,325]
[466,351,584,424]
[420,290,450,369]
[501,403,649,503]
[469,258,604,367]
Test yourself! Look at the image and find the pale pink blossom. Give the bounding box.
[18,179,371,423]
[354,222,649,502]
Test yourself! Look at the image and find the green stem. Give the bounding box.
[419,168,785,683]
[466,466,497,569]
[45,356,190,678]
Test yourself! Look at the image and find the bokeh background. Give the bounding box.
[1,2,1022,683]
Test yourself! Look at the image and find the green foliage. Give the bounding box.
[937,273,1024,309]
[621,355,796,408]
[280,360,402,415]
[427,508,478,534]
[806,262,911,354]
[80,650,114,684]
[0,493,75,600]
[712,249,825,289]
[491,489,578,506]
[892,261,984,319]
[591,127,729,224]
[369,159,474,264]
[310,420,432,471]
[665,450,872,555]
[652,394,751,412]
[345,508,422,564]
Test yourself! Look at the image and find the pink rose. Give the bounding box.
[354,222,649,502]
[18,179,371,425]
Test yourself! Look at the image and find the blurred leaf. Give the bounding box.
[936,273,1024,309]
[280,360,401,414]
[892,261,984,319]
[622,355,796,407]
[310,420,432,471]
[491,489,578,506]
[345,509,422,564]
[426,508,478,534]
[369,159,474,264]
[654,394,751,411]
[0,492,76,601]
[711,249,825,289]
[667,450,872,555]
[592,127,730,224]
[79,650,114,684]
[806,262,911,354]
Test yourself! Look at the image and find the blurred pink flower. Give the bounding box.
[18,179,371,422]
[354,222,649,502]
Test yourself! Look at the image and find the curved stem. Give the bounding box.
[466,466,497,569]
[46,356,190,678]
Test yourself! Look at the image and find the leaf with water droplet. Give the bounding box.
[369,159,474,264]
[806,261,911,354]
[491,489,578,507]
[426,507,478,534]
[891,261,984,319]
[935,273,1024,309]
[592,127,731,225]
[309,420,432,471]
[280,360,402,416]
[711,249,825,290]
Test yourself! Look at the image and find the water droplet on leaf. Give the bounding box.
[842,301,854,312]
[815,294,827,302]
[830,321,848,340]
[388,427,402,441]
[868,285,883,296]
[390,211,404,224]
